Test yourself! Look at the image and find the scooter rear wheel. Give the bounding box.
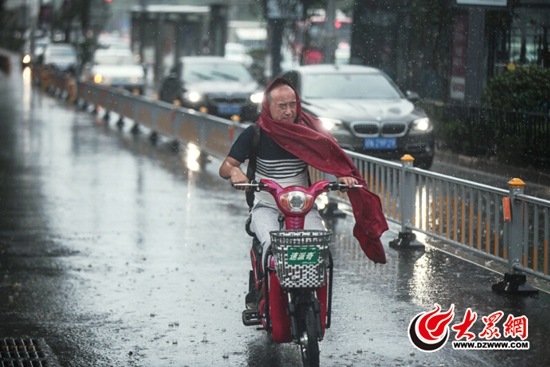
[300,306,320,367]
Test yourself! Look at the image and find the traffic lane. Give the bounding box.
[323,216,549,367]
[29,109,550,367]
[88,122,550,367]
[0,64,549,366]
[0,68,312,365]
[102,124,550,366]
[70,79,550,366]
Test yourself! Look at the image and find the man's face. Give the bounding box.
[269,85,297,122]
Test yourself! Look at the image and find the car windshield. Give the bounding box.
[95,53,136,65]
[183,62,253,82]
[303,73,403,99]
[50,47,76,57]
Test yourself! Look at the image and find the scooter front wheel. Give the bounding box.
[300,305,320,367]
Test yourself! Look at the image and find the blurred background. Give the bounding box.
[1,0,548,103]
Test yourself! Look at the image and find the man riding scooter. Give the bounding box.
[219,78,389,310]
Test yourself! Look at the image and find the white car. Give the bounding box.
[40,43,78,73]
[83,48,145,94]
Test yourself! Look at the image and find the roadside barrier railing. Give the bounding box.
[313,153,550,294]
[43,69,550,294]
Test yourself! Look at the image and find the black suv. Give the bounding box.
[159,56,263,122]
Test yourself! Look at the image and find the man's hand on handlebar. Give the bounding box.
[230,167,249,190]
[337,176,358,191]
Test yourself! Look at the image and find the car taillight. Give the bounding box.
[279,191,314,213]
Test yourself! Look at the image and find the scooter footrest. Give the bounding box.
[242,309,262,326]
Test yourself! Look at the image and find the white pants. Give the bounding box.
[249,201,326,266]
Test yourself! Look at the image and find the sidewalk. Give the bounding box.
[434,147,550,187]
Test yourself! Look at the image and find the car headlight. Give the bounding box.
[410,117,432,134]
[184,91,202,103]
[22,54,31,64]
[250,92,263,104]
[93,74,103,84]
[318,117,343,131]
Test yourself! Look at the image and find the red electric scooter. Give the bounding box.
[235,179,360,367]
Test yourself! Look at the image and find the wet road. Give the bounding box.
[1,58,550,367]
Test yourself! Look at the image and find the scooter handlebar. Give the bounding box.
[232,181,268,191]
[233,181,361,191]
[324,182,363,191]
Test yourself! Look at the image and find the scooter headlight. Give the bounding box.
[280,191,314,213]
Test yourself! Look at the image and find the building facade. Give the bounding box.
[350,0,550,105]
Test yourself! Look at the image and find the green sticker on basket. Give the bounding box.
[287,246,318,265]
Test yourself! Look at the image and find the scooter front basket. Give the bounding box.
[270,230,331,289]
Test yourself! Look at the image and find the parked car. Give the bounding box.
[39,43,78,73]
[278,64,435,169]
[82,48,145,94]
[158,56,263,122]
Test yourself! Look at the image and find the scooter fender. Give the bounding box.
[317,279,329,337]
[266,271,292,343]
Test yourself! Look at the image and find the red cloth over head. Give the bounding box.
[256,78,388,264]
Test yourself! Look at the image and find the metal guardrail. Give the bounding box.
[42,69,550,294]
[345,154,549,285]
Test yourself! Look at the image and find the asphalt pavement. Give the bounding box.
[1,50,550,367]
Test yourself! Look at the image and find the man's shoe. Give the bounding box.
[245,290,258,310]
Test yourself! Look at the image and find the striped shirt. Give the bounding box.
[228,124,309,206]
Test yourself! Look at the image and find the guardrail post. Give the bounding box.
[68,78,76,104]
[389,155,424,249]
[492,178,538,295]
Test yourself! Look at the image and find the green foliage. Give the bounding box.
[483,66,550,115]
[494,132,527,166]
[435,118,495,158]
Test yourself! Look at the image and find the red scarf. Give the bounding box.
[256,78,388,264]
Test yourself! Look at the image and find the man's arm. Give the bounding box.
[219,156,249,190]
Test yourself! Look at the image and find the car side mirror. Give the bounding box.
[406,91,420,102]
